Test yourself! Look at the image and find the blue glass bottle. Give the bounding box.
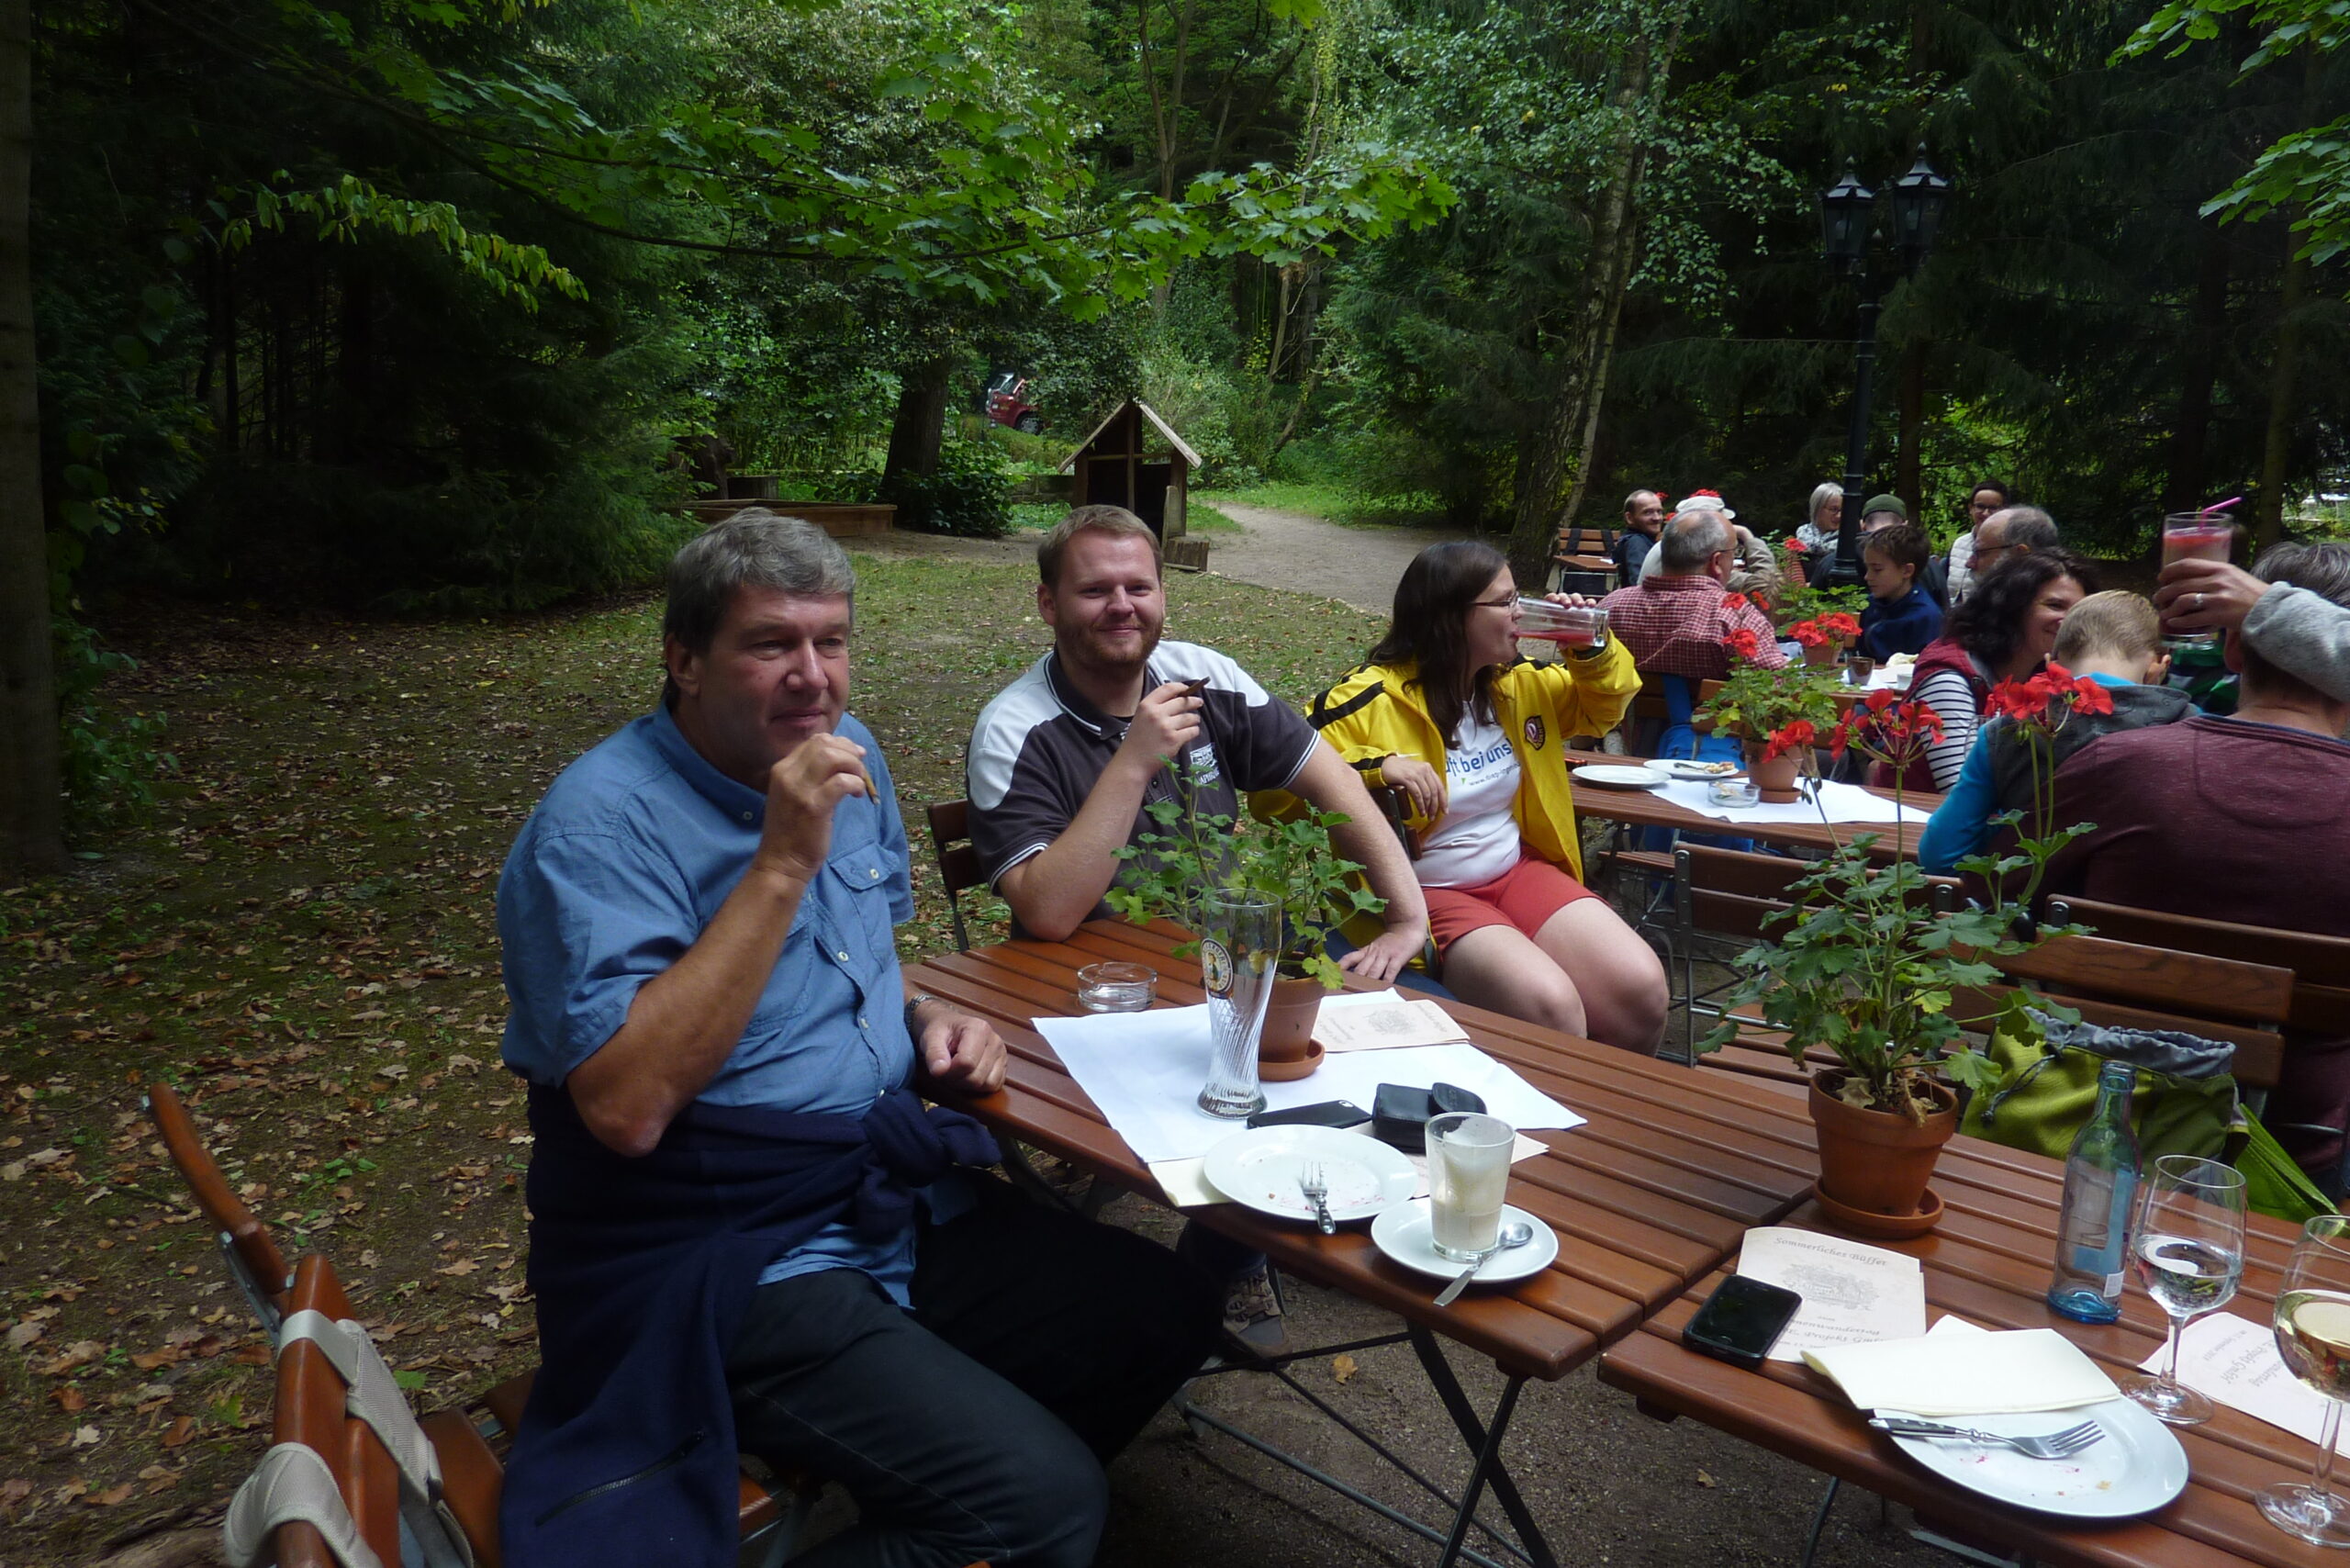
[2047,1059,2143,1324]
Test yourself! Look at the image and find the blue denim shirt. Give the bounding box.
[498,702,923,1300]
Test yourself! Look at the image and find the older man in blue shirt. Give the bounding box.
[496,512,1218,1568]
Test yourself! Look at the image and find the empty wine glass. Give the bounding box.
[2121,1154,2246,1426]
[2261,1214,2350,1548]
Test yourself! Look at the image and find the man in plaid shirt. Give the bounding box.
[1600,509,1789,681]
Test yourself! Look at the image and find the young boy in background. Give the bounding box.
[1858,523,1943,661]
[1919,591,2189,870]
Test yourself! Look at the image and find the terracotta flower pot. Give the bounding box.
[1259,975,1326,1081]
[1801,640,1838,667]
[1743,742,1804,803]
[1808,1075,1958,1234]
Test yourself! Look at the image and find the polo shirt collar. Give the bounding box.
[1641,574,1723,595]
[648,699,767,821]
[1045,649,1155,742]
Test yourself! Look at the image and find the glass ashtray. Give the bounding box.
[1076,961,1157,1013]
[1709,778,1762,809]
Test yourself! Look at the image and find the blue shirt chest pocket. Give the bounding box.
[813,842,901,984]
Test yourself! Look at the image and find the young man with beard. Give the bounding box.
[966,505,1431,1350]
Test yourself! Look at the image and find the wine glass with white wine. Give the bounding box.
[2123,1155,2246,1425]
[2260,1213,2350,1548]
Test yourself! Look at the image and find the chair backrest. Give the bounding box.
[2047,896,2350,1037]
[1673,844,1958,944]
[148,1081,291,1331]
[1670,848,2290,1082]
[271,1255,406,1568]
[1555,524,1620,557]
[1953,932,2294,1091]
[925,799,989,952]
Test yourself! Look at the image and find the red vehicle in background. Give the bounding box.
[985,371,1044,434]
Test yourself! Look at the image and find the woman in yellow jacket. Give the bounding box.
[1310,542,1666,1052]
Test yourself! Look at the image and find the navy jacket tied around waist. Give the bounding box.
[500,1083,1000,1567]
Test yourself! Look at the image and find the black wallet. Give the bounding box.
[1370,1082,1486,1152]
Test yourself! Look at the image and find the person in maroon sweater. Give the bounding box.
[2044,541,2350,1186]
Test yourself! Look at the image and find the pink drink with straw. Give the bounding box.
[2163,512,2234,648]
[1514,598,1608,650]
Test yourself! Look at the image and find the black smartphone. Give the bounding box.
[1683,1274,1802,1372]
[1247,1100,1370,1131]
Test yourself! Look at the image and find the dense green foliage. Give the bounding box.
[32,0,2350,827]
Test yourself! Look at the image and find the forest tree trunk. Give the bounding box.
[881,354,956,528]
[0,0,63,874]
[2163,222,2229,516]
[2255,230,2309,552]
[1504,13,1683,586]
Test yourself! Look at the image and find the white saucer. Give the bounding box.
[1371,1200,1558,1286]
[1878,1398,2188,1519]
[1654,758,1740,780]
[1200,1126,1419,1223]
[1572,765,1668,790]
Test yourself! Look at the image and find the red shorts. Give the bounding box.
[1422,857,1600,956]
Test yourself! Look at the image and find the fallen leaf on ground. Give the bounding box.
[69,1426,100,1449]
[50,1387,84,1413]
[436,1259,479,1277]
[1331,1353,1358,1384]
[86,1482,135,1506]
[161,1417,194,1449]
[1695,1470,1716,1488]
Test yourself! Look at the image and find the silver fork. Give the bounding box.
[1298,1161,1336,1235]
[1868,1416,2106,1460]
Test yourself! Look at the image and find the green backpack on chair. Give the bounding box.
[1961,1011,2335,1225]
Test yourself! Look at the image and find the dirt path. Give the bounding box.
[1201,502,1480,615]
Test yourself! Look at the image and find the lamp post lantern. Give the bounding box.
[1818,144,1951,588]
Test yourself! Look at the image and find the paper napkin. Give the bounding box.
[1804,1316,2120,1417]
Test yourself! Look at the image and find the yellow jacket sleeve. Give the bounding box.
[1514,638,1639,738]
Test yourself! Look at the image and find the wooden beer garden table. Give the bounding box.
[907,917,1825,1568]
[1597,1132,2330,1568]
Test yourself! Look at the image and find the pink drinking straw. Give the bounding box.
[2201,496,2244,518]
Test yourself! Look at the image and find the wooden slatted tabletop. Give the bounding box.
[908,919,1826,1383]
[1567,756,1943,861]
[1596,1134,2328,1568]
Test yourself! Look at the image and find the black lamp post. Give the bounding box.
[1818,145,1953,588]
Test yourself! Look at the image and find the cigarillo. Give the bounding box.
[858,765,878,799]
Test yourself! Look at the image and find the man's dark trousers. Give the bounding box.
[725,1176,1222,1567]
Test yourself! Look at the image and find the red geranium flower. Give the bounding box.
[1725,626,1763,661]
[1783,536,1810,554]
[1818,612,1863,642]
[1762,720,1818,762]
[1722,591,1751,611]
[2069,678,2114,716]
[1788,618,1830,648]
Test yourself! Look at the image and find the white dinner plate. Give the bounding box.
[1571,764,1668,790]
[1654,758,1740,780]
[1878,1398,2189,1520]
[1371,1200,1559,1287]
[1201,1126,1419,1223]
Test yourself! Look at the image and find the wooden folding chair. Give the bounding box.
[924,800,990,953]
[148,1081,293,1333]
[151,1084,812,1567]
[226,1251,479,1568]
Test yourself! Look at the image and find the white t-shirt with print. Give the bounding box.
[1413,712,1524,889]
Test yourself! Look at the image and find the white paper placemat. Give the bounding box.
[1656,777,1930,826]
[1033,1004,1585,1166]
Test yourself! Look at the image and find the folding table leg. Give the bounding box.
[1408,1326,1558,1568]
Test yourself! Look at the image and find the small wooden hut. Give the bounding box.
[1059,401,1203,549]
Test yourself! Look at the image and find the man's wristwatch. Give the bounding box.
[904,992,939,1031]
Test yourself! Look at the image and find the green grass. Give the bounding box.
[1196,479,1445,529]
